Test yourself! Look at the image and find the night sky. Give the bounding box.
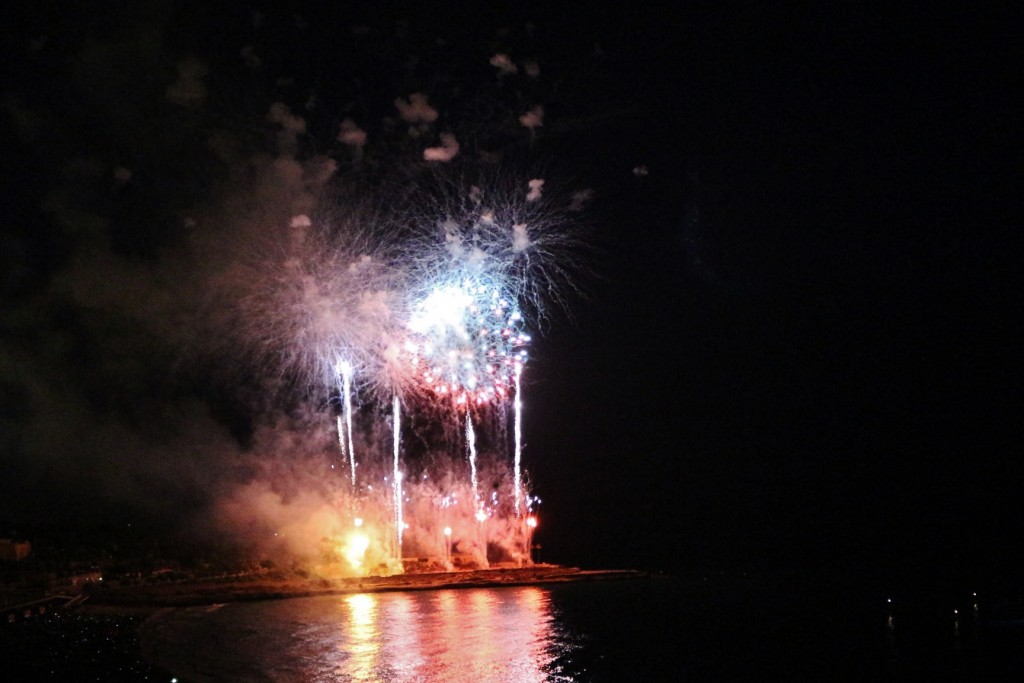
[2,3,1019,584]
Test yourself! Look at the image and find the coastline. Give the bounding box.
[2,566,649,679]
[80,565,652,612]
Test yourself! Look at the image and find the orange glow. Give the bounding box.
[341,530,370,571]
[344,593,380,679]
[347,592,376,619]
[526,516,538,528]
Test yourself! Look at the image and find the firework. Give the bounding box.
[186,23,594,577]
[392,395,403,557]
[337,360,357,489]
[514,363,524,517]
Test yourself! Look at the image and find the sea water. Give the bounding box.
[140,576,1024,681]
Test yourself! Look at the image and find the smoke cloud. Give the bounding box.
[1,6,603,571]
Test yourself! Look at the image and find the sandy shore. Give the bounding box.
[80,565,649,611]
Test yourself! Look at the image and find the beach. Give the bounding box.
[80,565,649,609]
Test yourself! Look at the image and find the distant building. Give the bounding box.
[0,538,32,561]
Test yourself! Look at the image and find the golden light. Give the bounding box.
[341,530,370,571]
[443,526,452,536]
[346,592,376,622]
[354,517,363,527]
[343,592,380,678]
[526,516,538,528]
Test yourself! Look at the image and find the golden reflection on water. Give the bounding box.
[343,593,380,680]
[334,587,557,682]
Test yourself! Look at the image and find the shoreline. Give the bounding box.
[79,565,652,612]
[5,568,650,683]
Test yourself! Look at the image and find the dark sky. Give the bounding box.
[525,4,1020,579]
[1,3,1019,582]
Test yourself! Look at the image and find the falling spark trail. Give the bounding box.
[340,362,356,489]
[514,363,523,517]
[336,414,346,469]
[467,412,481,519]
[392,395,403,554]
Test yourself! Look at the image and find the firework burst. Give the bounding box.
[180,20,597,575]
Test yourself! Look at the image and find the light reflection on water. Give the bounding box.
[142,578,1021,680]
[344,593,380,680]
[143,586,573,682]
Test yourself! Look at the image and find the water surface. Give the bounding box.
[142,577,1024,681]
